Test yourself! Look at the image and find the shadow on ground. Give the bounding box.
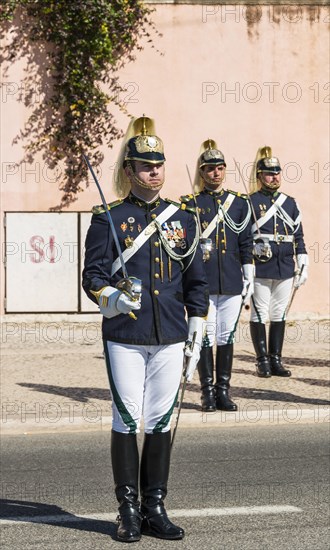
[0,499,117,539]
[185,382,330,408]
[17,383,111,403]
[235,354,330,368]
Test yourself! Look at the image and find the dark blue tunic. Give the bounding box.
[83,193,209,344]
[250,189,307,280]
[181,189,253,295]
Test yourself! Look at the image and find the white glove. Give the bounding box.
[241,264,255,305]
[294,254,309,288]
[185,316,204,382]
[98,286,141,319]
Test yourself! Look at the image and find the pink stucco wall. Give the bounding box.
[1,4,329,316]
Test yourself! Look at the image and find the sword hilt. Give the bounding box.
[116,277,142,321]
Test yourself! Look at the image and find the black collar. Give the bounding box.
[260,188,280,198]
[204,187,225,197]
[128,192,161,211]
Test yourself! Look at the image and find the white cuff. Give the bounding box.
[242,263,255,281]
[297,254,309,268]
[98,286,121,318]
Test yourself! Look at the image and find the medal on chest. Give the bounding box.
[161,220,187,249]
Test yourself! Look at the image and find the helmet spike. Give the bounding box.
[260,146,272,159]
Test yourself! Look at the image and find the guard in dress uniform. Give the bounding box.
[180,140,254,412]
[82,116,209,542]
[248,146,308,377]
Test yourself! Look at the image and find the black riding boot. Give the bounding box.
[269,321,291,377]
[111,430,142,543]
[250,322,272,377]
[140,431,184,540]
[197,347,216,412]
[215,344,238,411]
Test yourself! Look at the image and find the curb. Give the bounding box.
[1,407,329,435]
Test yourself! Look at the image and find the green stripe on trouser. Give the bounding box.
[103,340,137,434]
[153,389,179,433]
[251,295,262,322]
[250,278,293,323]
[104,340,184,434]
[226,301,243,344]
[204,294,243,347]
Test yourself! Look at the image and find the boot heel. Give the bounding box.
[269,322,291,377]
[215,344,238,411]
[256,357,272,377]
[140,432,184,540]
[111,431,141,543]
[215,388,238,411]
[198,347,216,411]
[117,508,142,542]
[269,354,291,377]
[141,510,184,540]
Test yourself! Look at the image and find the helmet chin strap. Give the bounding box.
[258,171,281,191]
[262,180,281,191]
[127,162,164,192]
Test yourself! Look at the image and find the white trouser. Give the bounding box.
[203,294,243,347]
[104,341,184,434]
[250,278,293,323]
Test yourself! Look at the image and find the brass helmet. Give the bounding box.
[249,145,282,193]
[249,146,281,193]
[194,139,226,192]
[114,116,165,197]
[256,146,281,174]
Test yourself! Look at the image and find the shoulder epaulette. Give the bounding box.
[165,198,180,208]
[181,204,198,215]
[92,199,123,215]
[165,198,196,214]
[227,189,249,199]
[179,193,195,203]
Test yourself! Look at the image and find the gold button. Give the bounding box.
[217,199,221,204]
[154,273,160,279]
[154,290,159,296]
[155,257,160,263]
[154,241,159,247]
[222,250,226,254]
[221,239,225,243]
[151,213,157,219]
[221,229,225,233]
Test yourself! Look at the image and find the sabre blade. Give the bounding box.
[171,331,197,450]
[186,164,213,261]
[285,265,305,317]
[233,158,261,238]
[186,164,203,236]
[83,154,128,279]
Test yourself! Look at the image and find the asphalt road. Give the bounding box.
[1,423,329,549]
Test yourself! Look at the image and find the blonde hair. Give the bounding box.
[193,139,219,193]
[249,146,272,194]
[113,116,157,198]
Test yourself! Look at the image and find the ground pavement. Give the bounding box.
[1,313,329,435]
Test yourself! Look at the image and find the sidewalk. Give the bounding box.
[1,314,329,435]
